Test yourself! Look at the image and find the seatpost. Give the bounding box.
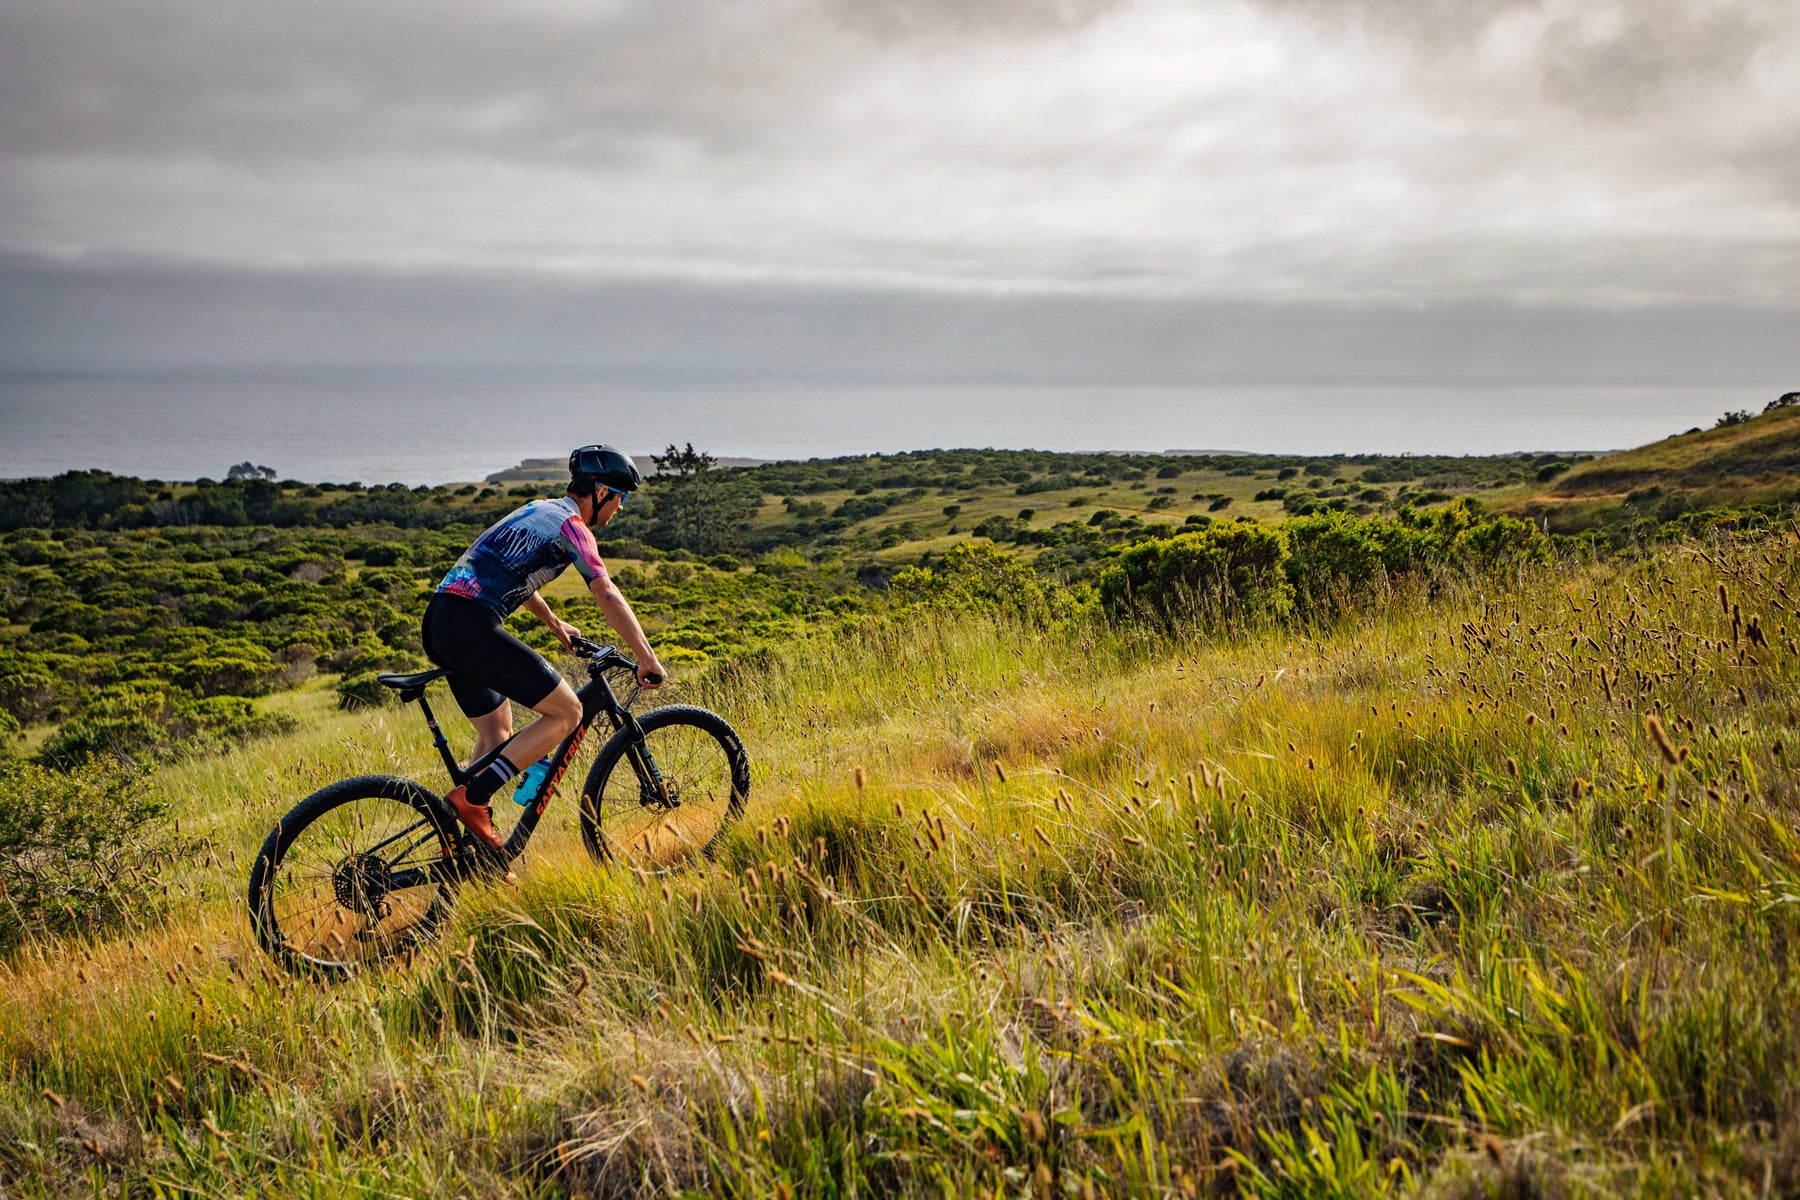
[415,694,462,780]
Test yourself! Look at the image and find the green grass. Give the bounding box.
[5,529,1800,1196]
[1510,405,1800,530]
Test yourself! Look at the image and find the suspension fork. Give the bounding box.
[617,712,673,803]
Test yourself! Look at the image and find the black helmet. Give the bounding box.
[568,444,641,493]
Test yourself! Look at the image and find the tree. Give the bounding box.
[227,462,277,482]
[652,443,716,477]
[645,444,756,554]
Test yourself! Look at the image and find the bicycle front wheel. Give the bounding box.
[578,706,749,872]
[248,775,458,977]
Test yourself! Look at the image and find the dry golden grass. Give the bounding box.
[5,529,1800,1196]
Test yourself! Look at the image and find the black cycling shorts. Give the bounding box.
[421,593,563,719]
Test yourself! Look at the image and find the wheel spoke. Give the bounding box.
[256,785,453,974]
[588,712,745,872]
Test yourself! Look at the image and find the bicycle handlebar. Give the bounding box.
[568,636,663,686]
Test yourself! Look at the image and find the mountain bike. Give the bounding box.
[247,637,749,977]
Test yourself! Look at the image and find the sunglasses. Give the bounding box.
[604,487,628,509]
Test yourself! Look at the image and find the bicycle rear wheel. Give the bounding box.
[578,705,749,872]
[248,775,457,977]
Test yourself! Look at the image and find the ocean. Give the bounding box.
[0,367,1756,485]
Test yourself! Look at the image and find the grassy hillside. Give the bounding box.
[0,446,1564,762]
[1510,404,1800,533]
[5,526,1800,1196]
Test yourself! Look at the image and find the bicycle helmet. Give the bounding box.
[568,444,642,494]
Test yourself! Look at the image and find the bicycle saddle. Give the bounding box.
[375,668,449,699]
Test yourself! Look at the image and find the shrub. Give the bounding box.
[0,669,58,724]
[890,542,1087,625]
[334,640,427,710]
[335,671,395,710]
[35,683,296,764]
[0,756,194,950]
[1098,524,1292,625]
[358,542,412,567]
[1282,503,1548,616]
[171,647,280,697]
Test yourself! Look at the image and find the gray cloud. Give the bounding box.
[0,0,1796,309]
[3,255,1793,388]
[830,0,1125,39]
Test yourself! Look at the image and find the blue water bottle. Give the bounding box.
[513,756,554,806]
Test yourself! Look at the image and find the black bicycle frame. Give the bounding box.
[404,661,659,866]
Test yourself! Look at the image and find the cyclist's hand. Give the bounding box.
[551,618,580,650]
[637,656,667,689]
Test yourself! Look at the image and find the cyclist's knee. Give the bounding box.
[538,687,581,735]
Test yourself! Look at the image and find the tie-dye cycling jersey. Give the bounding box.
[436,497,608,616]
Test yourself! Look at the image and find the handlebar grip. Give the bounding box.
[641,672,664,686]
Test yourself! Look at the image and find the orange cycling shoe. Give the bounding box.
[447,785,504,853]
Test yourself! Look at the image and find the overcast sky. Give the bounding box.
[0,0,1796,380]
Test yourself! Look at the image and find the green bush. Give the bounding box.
[1282,510,1431,614]
[0,756,193,950]
[0,669,58,724]
[335,671,395,710]
[334,639,427,710]
[1098,524,1292,625]
[890,542,1087,625]
[1281,504,1550,617]
[33,682,295,765]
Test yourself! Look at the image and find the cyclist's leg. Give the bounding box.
[425,595,515,763]
[422,594,575,849]
[494,680,581,767]
[467,701,513,766]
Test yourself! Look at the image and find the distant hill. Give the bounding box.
[485,455,772,484]
[1510,398,1800,530]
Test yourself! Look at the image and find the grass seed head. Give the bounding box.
[1645,715,1681,765]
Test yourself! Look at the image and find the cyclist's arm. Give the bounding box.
[587,576,666,687]
[520,591,577,648]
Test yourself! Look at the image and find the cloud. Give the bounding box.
[4,255,1794,388]
[0,0,1795,307]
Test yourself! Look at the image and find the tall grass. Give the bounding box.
[4,532,1800,1196]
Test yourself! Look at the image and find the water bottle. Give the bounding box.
[512,756,554,806]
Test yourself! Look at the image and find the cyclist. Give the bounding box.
[423,444,666,851]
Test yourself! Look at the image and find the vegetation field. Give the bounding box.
[3,405,1800,1196]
